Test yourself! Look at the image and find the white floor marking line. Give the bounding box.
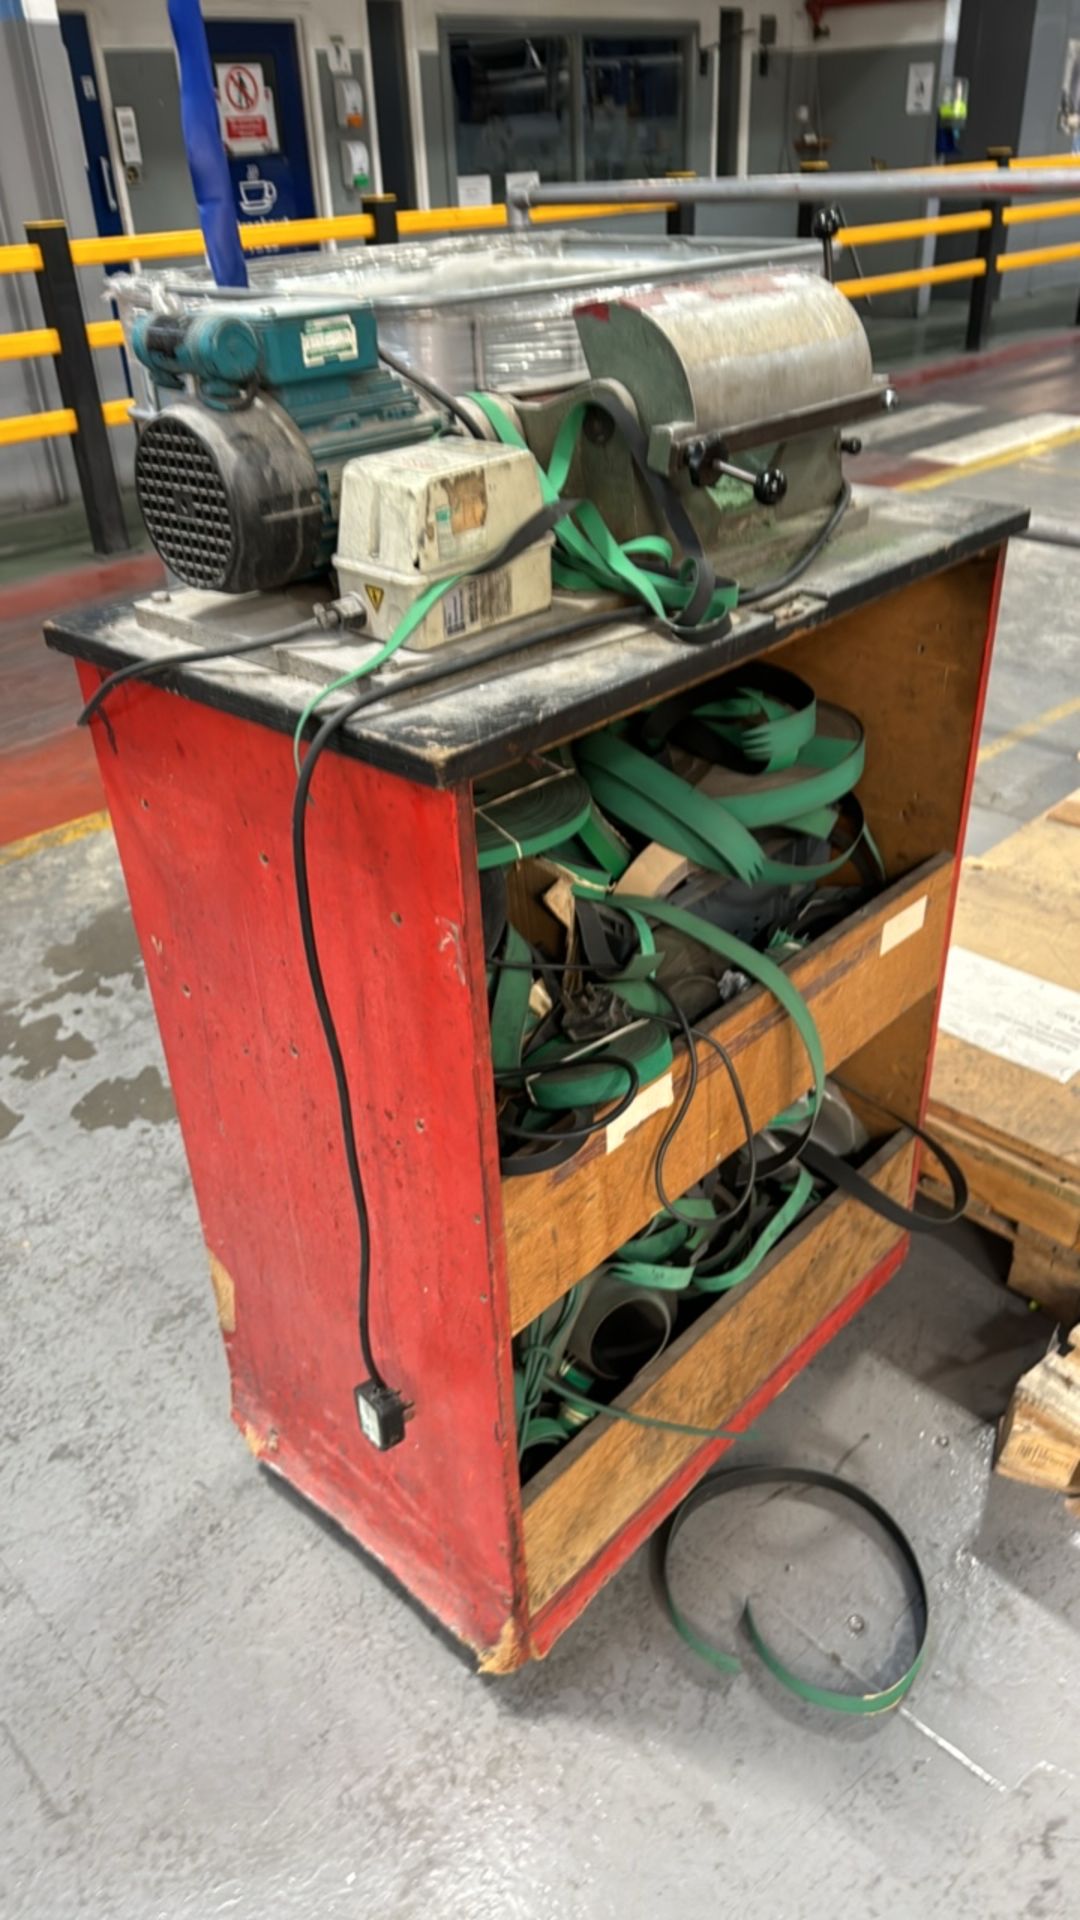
[900,1708,1010,1792]
[919,411,1080,466]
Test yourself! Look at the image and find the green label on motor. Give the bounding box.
[300,313,359,368]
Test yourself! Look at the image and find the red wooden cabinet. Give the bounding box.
[52,497,1017,1669]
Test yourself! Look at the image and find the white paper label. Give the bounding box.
[300,313,358,367]
[939,947,1080,1085]
[606,1071,675,1154]
[441,569,511,638]
[880,893,928,956]
[114,105,142,167]
[457,172,493,208]
[906,61,935,115]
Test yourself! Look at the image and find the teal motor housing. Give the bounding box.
[130,300,435,592]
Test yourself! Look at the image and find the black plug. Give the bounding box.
[355,1380,410,1449]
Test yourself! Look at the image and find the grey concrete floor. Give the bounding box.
[966,532,1080,856]
[5,396,1080,1917]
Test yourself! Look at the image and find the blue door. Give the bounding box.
[205,20,317,233]
[59,11,124,239]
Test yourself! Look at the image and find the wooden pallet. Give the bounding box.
[926,789,1080,1321]
[996,1325,1080,1502]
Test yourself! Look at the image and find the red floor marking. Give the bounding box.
[0,553,163,846]
[891,328,1080,391]
[0,552,163,626]
[0,726,105,846]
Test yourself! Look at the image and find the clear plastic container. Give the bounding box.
[110,230,822,398]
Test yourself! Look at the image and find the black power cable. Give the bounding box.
[376,342,485,439]
[486,956,759,1237]
[290,689,411,1449]
[739,483,851,607]
[77,624,323,744]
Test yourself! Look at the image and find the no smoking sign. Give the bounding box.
[215,60,279,155]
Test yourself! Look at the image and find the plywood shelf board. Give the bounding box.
[505,857,952,1332]
[523,1133,916,1613]
[928,786,1080,1248]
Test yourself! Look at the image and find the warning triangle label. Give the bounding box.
[364,583,385,610]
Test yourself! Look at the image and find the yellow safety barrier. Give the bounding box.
[998,239,1080,272]
[0,326,57,362]
[1008,153,1080,169]
[1,171,1079,453]
[0,405,76,446]
[836,258,986,300]
[0,316,124,362]
[0,396,133,447]
[838,210,990,247]
[0,243,43,276]
[60,199,660,268]
[1003,197,1080,226]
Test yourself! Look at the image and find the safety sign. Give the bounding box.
[215,61,280,156]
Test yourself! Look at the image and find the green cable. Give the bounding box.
[546,1375,742,1442]
[292,569,463,771]
[691,1168,816,1293]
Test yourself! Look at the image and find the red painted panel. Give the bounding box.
[76,662,526,1662]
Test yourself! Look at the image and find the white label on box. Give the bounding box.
[880,893,927,956]
[457,172,492,208]
[300,313,358,367]
[906,61,935,115]
[939,946,1080,1085]
[114,105,143,167]
[441,569,512,638]
[606,1071,675,1154]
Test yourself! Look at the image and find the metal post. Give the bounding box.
[362,194,399,244]
[664,173,697,237]
[27,219,129,555]
[964,149,1011,354]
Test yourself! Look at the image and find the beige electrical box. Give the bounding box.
[334,441,552,652]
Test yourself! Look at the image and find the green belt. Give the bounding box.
[653,1465,929,1714]
[467,391,739,630]
[475,770,630,880]
[575,705,869,887]
[609,893,825,1129]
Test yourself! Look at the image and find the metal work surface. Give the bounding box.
[45,490,1026,787]
[2,825,1078,1919]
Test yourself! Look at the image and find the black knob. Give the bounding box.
[811,204,843,241]
[840,435,863,456]
[753,466,788,507]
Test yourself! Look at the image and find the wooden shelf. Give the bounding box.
[524,1131,916,1618]
[504,856,952,1333]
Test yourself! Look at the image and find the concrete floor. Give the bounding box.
[4,341,1080,1918]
